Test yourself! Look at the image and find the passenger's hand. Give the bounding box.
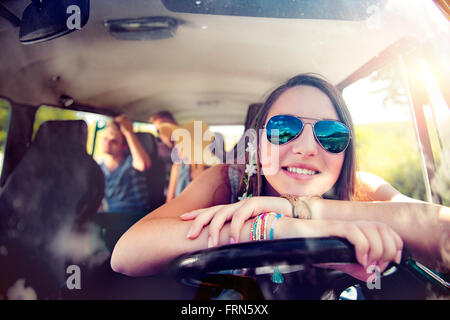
[114,114,133,135]
[318,220,403,281]
[181,196,292,247]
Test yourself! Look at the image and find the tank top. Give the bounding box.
[228,164,241,203]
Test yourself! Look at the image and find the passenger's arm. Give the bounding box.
[115,115,151,171]
[166,163,179,202]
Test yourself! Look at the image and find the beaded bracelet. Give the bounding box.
[269,213,283,240]
[250,212,278,241]
[250,212,285,285]
[268,213,284,284]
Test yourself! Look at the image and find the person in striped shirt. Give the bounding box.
[99,115,152,214]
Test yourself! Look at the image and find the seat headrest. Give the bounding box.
[33,120,88,151]
[135,132,158,157]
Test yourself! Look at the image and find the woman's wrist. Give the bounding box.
[280,195,322,219]
[269,216,340,239]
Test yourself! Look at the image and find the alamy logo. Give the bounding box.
[66,265,81,290]
[66,5,81,30]
[169,121,280,175]
[366,265,381,290]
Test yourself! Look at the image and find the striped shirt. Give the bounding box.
[100,155,150,214]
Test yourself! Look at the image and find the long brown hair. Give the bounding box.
[237,73,357,200]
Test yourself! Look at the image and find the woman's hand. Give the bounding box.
[114,114,133,135]
[317,220,404,281]
[181,196,292,247]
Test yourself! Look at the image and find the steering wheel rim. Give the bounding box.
[168,237,449,300]
[169,237,357,286]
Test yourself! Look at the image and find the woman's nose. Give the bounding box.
[291,124,319,156]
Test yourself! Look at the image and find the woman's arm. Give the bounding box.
[183,188,449,272]
[310,198,450,272]
[111,164,232,276]
[112,194,403,279]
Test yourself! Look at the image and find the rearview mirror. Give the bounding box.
[19,0,89,44]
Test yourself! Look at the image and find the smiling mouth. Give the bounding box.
[282,167,320,175]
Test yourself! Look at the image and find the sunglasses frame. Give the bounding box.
[264,114,352,154]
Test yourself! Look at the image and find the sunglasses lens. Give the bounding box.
[266,115,303,145]
[314,120,350,153]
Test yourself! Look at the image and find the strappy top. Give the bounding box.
[228,164,241,203]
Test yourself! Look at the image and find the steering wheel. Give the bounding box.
[168,237,440,300]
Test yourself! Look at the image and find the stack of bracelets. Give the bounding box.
[250,212,283,241]
[250,212,285,284]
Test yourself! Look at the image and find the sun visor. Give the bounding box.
[19,0,89,44]
[162,0,387,20]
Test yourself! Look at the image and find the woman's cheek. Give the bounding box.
[335,154,345,179]
[260,140,281,176]
[324,153,345,184]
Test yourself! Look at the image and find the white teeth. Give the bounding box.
[286,167,317,175]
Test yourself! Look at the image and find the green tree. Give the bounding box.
[355,122,426,201]
[33,105,81,139]
[0,99,11,148]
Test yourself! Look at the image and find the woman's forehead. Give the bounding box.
[268,85,339,120]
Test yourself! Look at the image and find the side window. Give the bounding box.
[33,105,109,157]
[0,99,11,177]
[133,121,157,135]
[418,61,449,206]
[343,60,449,204]
[343,63,425,201]
[209,125,245,154]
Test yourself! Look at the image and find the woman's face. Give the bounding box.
[260,85,345,197]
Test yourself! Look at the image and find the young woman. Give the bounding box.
[111,74,449,282]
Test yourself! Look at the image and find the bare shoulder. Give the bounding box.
[181,164,232,206]
[145,164,232,220]
[356,171,418,202]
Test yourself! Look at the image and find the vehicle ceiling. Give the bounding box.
[0,0,443,124]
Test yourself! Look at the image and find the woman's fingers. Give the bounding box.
[340,223,370,267]
[208,198,259,246]
[180,208,209,220]
[326,221,404,281]
[336,222,403,271]
[208,205,240,247]
[345,222,403,272]
[183,196,292,246]
[390,228,403,264]
[185,206,223,239]
[228,201,257,243]
[184,202,244,245]
[228,197,284,243]
[376,225,399,270]
[359,223,384,267]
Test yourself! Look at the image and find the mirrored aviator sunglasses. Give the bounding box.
[265,115,351,153]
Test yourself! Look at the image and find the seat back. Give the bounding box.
[0,120,105,299]
[135,132,166,211]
